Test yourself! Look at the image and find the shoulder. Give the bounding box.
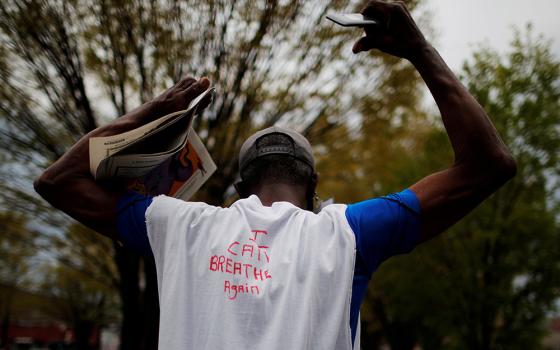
[318,203,353,228]
[345,189,420,222]
[343,189,422,273]
[147,195,220,220]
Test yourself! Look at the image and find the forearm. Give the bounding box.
[408,45,516,238]
[34,123,128,236]
[35,109,167,237]
[36,104,150,193]
[410,45,514,167]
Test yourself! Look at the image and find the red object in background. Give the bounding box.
[7,323,73,344]
[551,319,560,333]
[2,323,100,348]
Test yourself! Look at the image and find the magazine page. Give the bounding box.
[89,87,214,179]
[96,152,175,179]
[89,109,186,179]
[126,129,217,200]
[95,120,192,179]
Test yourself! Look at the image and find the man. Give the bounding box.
[35,1,516,349]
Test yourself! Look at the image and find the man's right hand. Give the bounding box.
[106,76,211,135]
[352,1,429,60]
[34,76,212,238]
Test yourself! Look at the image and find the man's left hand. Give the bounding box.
[352,1,428,61]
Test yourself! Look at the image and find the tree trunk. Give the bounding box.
[115,245,141,350]
[0,289,14,350]
[142,256,159,350]
[74,320,94,350]
[115,244,160,350]
[1,308,10,350]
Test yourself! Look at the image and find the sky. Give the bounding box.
[422,0,560,71]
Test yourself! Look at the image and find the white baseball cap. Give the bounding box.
[238,126,315,173]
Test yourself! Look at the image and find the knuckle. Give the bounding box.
[180,86,202,101]
[179,77,196,89]
[363,0,380,11]
[394,1,407,10]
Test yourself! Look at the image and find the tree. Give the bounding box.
[41,250,120,350]
[0,0,428,348]
[0,212,39,348]
[360,28,560,349]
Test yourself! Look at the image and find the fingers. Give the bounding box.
[178,76,210,90]
[159,76,195,99]
[198,77,211,90]
[179,77,211,102]
[177,76,197,89]
[352,34,390,54]
[153,76,212,115]
[193,77,213,110]
[175,76,210,94]
[197,90,213,111]
[352,37,371,54]
[362,0,392,28]
[354,1,419,56]
[353,1,394,55]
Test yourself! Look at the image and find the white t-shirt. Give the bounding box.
[146,194,357,350]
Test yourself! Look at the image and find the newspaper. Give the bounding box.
[88,87,216,200]
[126,129,217,200]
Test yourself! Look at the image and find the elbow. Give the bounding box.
[493,152,517,181]
[34,170,57,201]
[456,152,517,187]
[34,172,49,198]
[476,152,517,187]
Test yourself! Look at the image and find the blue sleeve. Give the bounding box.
[116,192,153,256]
[345,188,421,274]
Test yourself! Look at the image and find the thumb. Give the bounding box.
[198,76,211,90]
[352,36,372,54]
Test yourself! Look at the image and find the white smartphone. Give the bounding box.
[326,13,378,27]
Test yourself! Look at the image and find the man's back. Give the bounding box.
[148,195,356,349]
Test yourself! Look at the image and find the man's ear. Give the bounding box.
[234,181,249,199]
[306,172,319,211]
[310,172,319,193]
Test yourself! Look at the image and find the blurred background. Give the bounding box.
[0,0,558,349]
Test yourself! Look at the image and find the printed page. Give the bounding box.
[126,129,217,200]
[89,87,214,178]
[171,130,217,200]
[97,152,175,179]
[89,109,186,178]
[95,120,192,179]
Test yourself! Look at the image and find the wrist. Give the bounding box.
[407,42,436,66]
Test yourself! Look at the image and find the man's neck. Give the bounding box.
[253,183,307,209]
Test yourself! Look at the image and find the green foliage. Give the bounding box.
[40,261,120,331]
[50,223,120,292]
[0,212,38,287]
[316,56,432,203]
[0,211,40,347]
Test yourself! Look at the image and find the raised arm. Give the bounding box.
[34,77,211,238]
[353,1,516,241]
